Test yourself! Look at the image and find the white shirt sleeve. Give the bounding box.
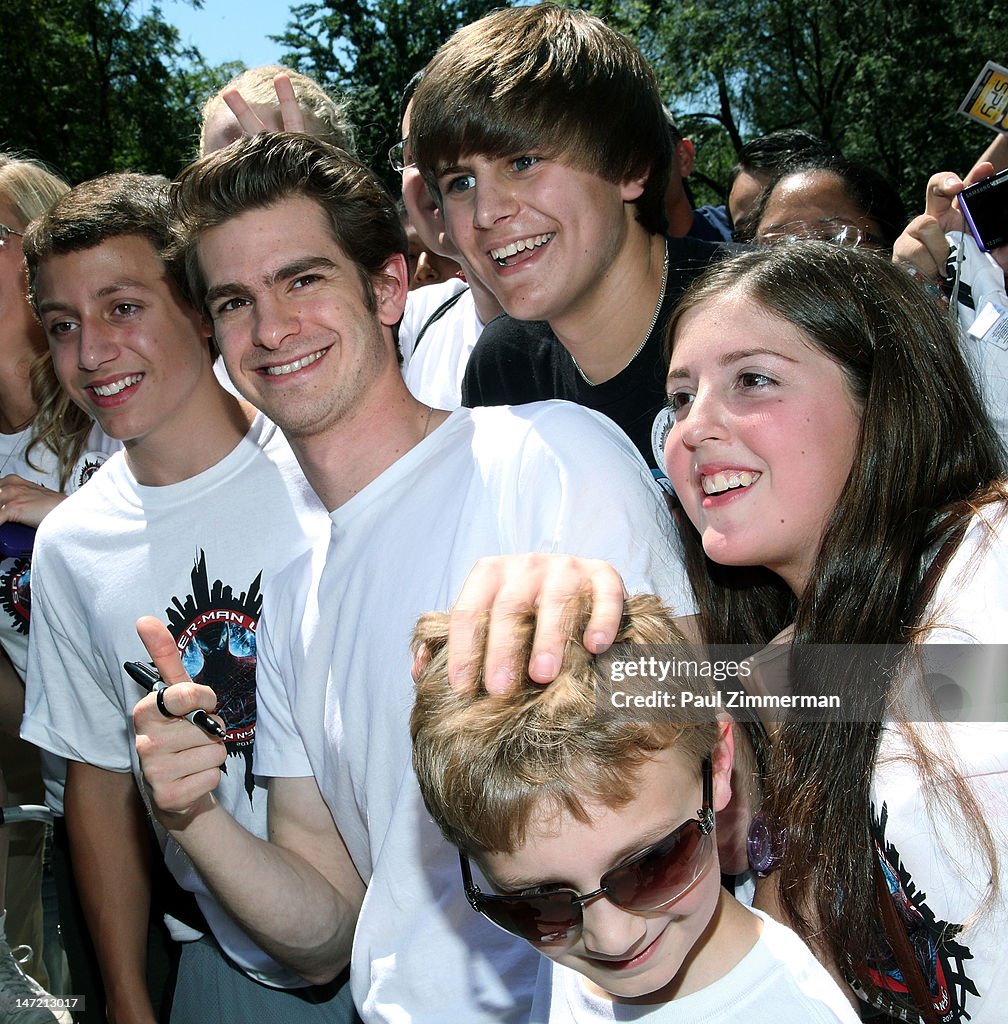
[21,536,132,771]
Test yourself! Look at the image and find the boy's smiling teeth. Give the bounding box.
[91,374,142,397]
[490,233,554,264]
[264,349,325,376]
[701,470,760,496]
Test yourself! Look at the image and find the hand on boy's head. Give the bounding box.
[446,554,627,693]
[222,72,307,136]
[133,615,225,826]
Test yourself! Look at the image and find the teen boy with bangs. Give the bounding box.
[410,595,861,1023]
[409,3,723,471]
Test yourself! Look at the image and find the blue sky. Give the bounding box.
[154,0,296,69]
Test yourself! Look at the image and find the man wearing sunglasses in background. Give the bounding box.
[411,595,861,1024]
[130,132,690,1022]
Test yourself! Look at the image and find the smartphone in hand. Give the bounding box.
[959,167,1008,252]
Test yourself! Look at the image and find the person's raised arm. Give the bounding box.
[132,616,364,983]
[892,162,997,279]
[970,132,1008,176]
[64,761,158,1024]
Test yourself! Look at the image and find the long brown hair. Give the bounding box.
[666,242,1005,991]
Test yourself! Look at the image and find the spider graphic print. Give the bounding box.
[164,551,263,801]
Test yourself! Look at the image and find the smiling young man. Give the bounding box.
[18,174,355,1023]
[409,4,724,471]
[129,131,693,1023]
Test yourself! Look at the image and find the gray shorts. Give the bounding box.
[169,936,360,1024]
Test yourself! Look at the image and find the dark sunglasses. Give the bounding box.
[460,757,715,948]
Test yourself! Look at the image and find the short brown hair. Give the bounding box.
[170,132,406,316]
[23,173,178,312]
[409,3,671,236]
[410,594,717,855]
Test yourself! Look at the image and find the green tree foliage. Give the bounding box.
[581,0,1006,208]
[0,0,234,183]
[274,0,506,188]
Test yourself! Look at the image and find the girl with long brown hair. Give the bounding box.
[448,241,1008,1023]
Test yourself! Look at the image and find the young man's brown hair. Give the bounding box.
[409,3,671,236]
[23,173,180,311]
[169,132,406,317]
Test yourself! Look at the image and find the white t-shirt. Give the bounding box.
[0,422,120,812]
[398,277,480,409]
[530,907,861,1023]
[0,422,120,678]
[253,402,694,1023]
[946,232,1008,447]
[868,504,1008,1024]
[20,413,330,987]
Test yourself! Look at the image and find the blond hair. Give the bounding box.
[0,152,78,482]
[199,65,355,155]
[0,152,69,226]
[410,594,717,855]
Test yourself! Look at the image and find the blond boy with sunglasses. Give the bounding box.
[411,595,860,1023]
